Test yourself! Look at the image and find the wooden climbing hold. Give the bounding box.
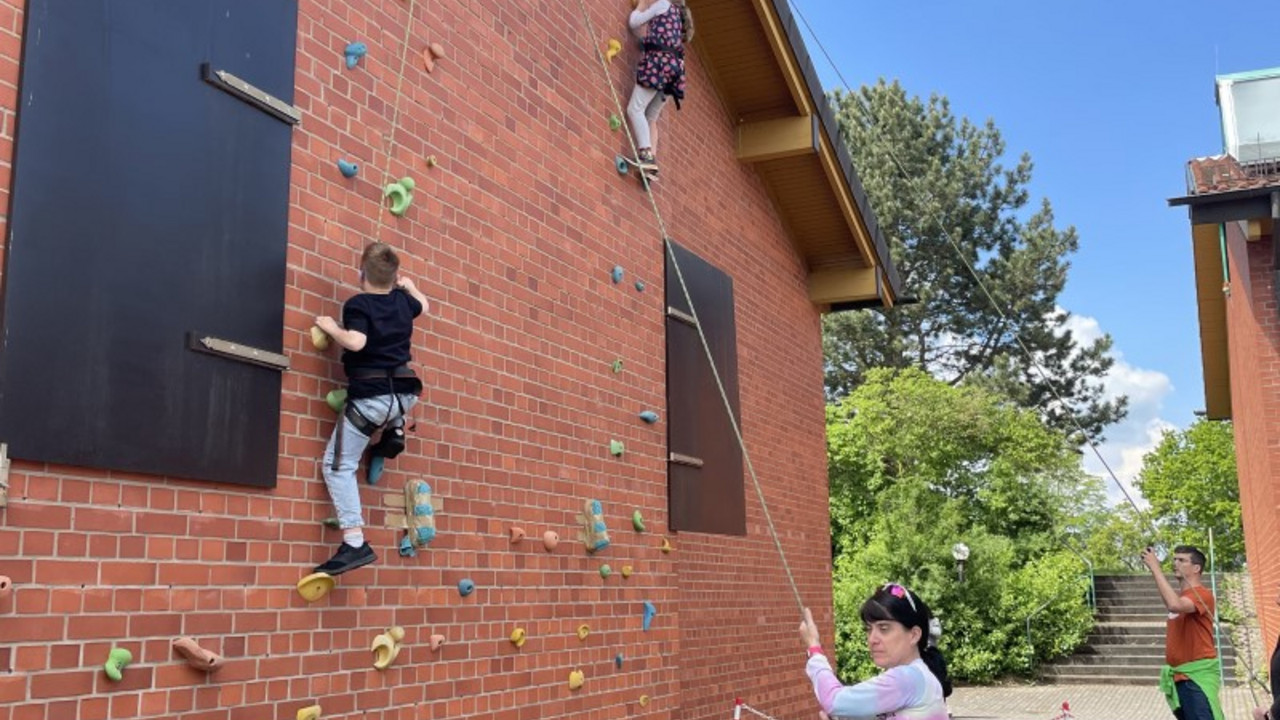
[632,510,646,532]
[542,530,560,551]
[568,669,585,691]
[310,325,332,350]
[509,526,526,544]
[344,42,367,69]
[336,159,358,179]
[579,499,611,553]
[576,624,590,641]
[605,38,622,63]
[173,636,225,672]
[620,565,633,578]
[509,627,527,648]
[429,634,446,651]
[296,572,336,602]
[297,705,322,720]
[103,647,132,682]
[371,626,405,670]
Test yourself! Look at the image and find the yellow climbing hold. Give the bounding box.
[310,325,331,351]
[371,626,405,670]
[621,565,633,578]
[510,627,527,648]
[297,705,322,720]
[568,669,585,690]
[576,624,590,641]
[605,38,622,63]
[296,572,336,602]
[660,537,673,554]
[639,695,650,707]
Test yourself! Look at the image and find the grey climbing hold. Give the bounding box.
[458,578,475,597]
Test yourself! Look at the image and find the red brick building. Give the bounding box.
[0,1,900,718]
[1171,68,1280,647]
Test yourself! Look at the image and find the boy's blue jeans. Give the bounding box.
[321,393,417,529]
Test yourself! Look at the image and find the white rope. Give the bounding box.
[375,0,420,230]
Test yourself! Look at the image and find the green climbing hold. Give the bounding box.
[610,440,625,456]
[103,647,132,682]
[384,177,416,216]
[322,517,341,529]
[609,113,622,131]
[600,564,612,578]
[632,510,645,532]
[611,359,623,373]
[326,389,347,413]
[634,280,645,292]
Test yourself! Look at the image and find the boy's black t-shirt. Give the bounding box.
[342,289,423,399]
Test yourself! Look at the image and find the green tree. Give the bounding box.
[1135,420,1242,569]
[823,80,1126,442]
[828,368,1096,680]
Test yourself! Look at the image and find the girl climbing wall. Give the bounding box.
[625,0,692,178]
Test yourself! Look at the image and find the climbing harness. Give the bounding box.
[330,365,416,471]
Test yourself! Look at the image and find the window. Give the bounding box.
[665,241,745,535]
[0,0,299,486]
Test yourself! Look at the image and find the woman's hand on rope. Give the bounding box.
[799,607,821,648]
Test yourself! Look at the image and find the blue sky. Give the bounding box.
[793,0,1277,494]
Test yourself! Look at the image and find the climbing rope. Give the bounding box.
[375,0,421,229]
[573,0,807,615]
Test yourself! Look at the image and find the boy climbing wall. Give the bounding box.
[313,242,428,575]
[625,0,692,178]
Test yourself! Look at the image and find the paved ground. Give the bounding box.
[950,683,1264,720]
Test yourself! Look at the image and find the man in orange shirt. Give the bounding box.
[1142,545,1222,720]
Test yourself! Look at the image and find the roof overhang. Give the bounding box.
[690,0,902,309]
[1169,187,1280,419]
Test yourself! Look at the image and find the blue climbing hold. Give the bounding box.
[399,535,417,557]
[639,411,659,424]
[344,42,368,69]
[415,526,436,545]
[590,500,603,515]
[367,455,385,485]
[635,280,645,292]
[642,601,657,631]
[611,266,624,284]
[615,652,624,669]
[458,578,475,597]
[337,159,359,178]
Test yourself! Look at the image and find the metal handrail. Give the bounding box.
[1056,534,1096,611]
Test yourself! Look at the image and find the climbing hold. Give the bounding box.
[428,42,446,59]
[310,325,332,350]
[635,280,646,292]
[371,626,405,670]
[615,155,631,175]
[639,411,659,424]
[405,479,437,547]
[421,48,436,73]
[509,526,526,544]
[579,499,611,553]
[297,705,322,720]
[605,38,622,63]
[632,510,646,532]
[0,575,11,600]
[336,159,358,178]
[344,42,368,69]
[325,389,347,413]
[609,113,622,131]
[611,265,624,283]
[610,440,625,456]
[103,647,132,682]
[384,177,416,216]
[599,564,612,578]
[660,536,673,553]
[611,359,624,373]
[321,517,340,528]
[577,624,590,641]
[367,455,385,485]
[457,578,475,597]
[615,652,623,669]
[568,669,585,691]
[639,695,650,707]
[297,572,336,602]
[398,534,416,557]
[542,530,560,552]
[621,565,633,578]
[429,634,446,651]
[172,637,224,672]
[642,601,657,631]
[424,154,438,168]
[509,627,527,648]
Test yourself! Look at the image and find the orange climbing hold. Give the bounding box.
[172,636,225,672]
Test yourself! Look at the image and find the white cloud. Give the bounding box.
[1062,312,1176,506]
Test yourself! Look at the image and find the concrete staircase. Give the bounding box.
[1040,574,1237,685]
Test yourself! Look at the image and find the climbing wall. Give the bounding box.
[0,1,836,719]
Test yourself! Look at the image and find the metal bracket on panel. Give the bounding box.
[201,63,302,125]
[187,333,290,371]
[0,443,9,508]
[668,452,703,468]
[666,306,697,327]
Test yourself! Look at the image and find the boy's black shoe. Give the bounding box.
[314,542,376,576]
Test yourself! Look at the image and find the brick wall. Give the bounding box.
[0,1,835,719]
[1224,221,1280,651]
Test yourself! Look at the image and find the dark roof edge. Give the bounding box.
[767,0,903,299]
[1169,185,1279,207]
